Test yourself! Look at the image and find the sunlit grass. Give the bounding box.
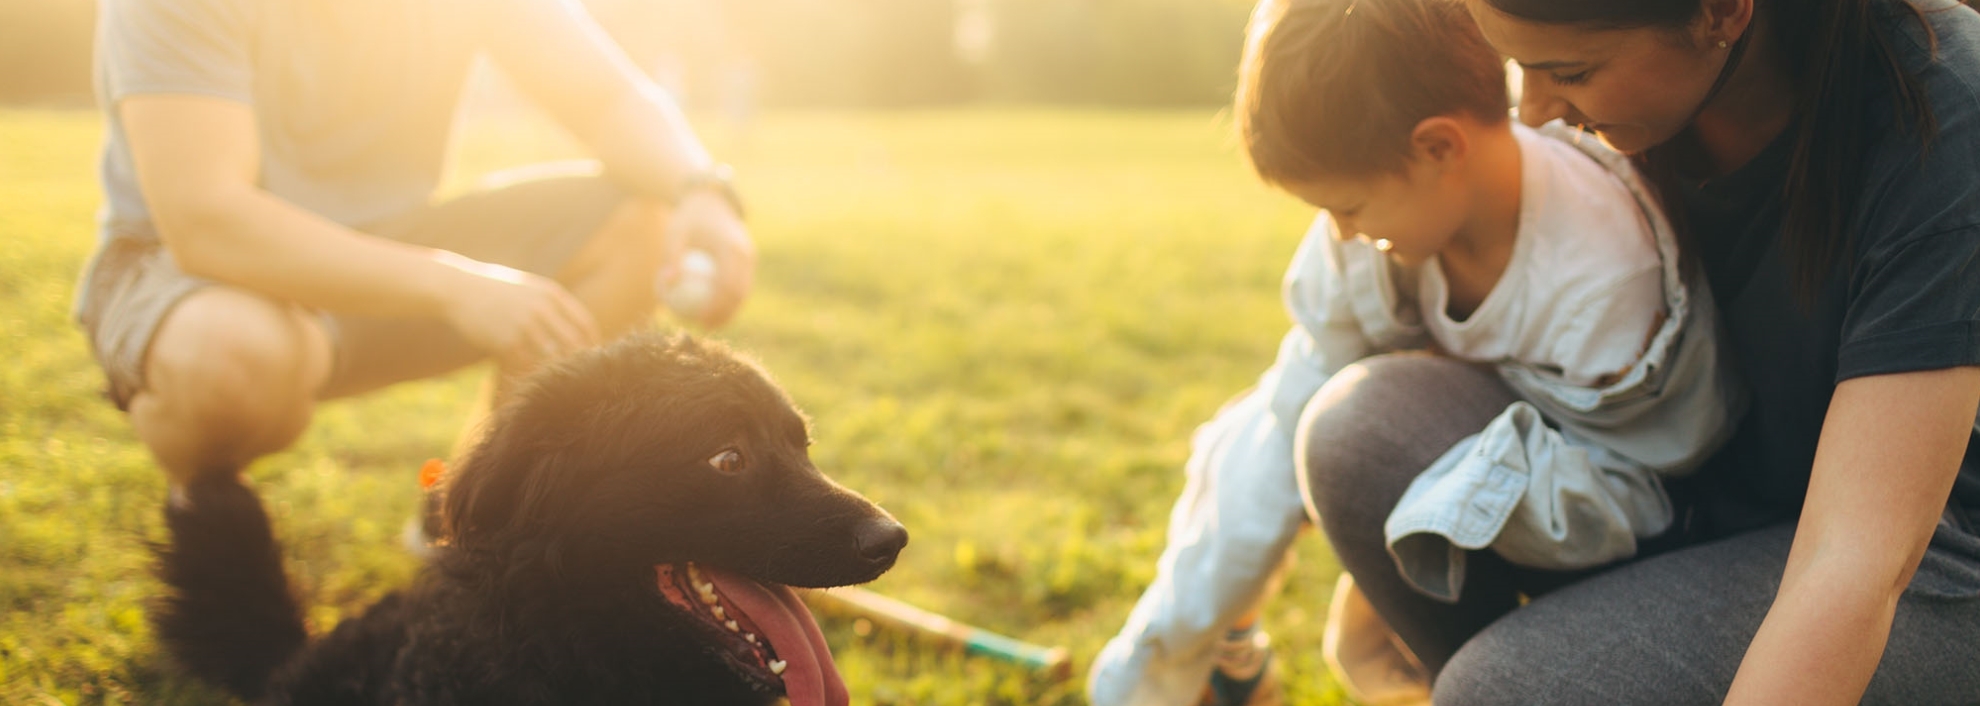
[0,108,1353,705]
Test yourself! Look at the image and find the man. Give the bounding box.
[77,0,752,494]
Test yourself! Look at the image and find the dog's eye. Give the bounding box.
[707,449,745,475]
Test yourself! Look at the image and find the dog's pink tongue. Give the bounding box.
[702,567,848,706]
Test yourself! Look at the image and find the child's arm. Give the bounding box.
[1089,216,1387,706]
[1382,140,1742,600]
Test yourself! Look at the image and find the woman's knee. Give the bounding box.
[1434,626,1561,706]
[1297,353,1513,525]
[1434,610,1660,706]
[1434,618,1728,706]
[1431,536,1777,706]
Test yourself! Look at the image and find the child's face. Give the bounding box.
[1283,159,1471,268]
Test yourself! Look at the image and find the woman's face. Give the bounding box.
[1466,2,1728,153]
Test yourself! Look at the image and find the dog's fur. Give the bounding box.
[153,333,907,705]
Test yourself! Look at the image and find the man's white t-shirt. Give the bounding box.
[95,0,629,240]
[1419,124,1665,388]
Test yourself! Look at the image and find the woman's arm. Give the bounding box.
[1724,366,1980,705]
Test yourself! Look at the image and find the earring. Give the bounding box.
[1717,39,1730,49]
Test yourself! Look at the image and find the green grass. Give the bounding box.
[0,108,1356,705]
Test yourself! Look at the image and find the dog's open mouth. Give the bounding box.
[655,562,848,706]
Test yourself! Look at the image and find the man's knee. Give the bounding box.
[562,198,669,285]
[142,289,328,441]
[555,198,671,336]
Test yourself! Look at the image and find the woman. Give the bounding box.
[1299,0,1980,702]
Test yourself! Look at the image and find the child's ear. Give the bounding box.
[1410,117,1469,168]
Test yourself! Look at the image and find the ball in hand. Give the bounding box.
[662,250,718,319]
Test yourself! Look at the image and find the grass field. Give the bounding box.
[0,108,1357,705]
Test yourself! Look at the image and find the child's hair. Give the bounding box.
[1236,0,1509,185]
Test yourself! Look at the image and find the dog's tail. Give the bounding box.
[152,476,308,701]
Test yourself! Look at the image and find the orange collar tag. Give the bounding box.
[418,459,446,490]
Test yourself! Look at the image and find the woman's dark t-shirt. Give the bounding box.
[1680,0,1980,597]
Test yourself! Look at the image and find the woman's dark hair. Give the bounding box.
[1485,0,1942,302]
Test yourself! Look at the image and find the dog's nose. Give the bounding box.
[854,518,908,565]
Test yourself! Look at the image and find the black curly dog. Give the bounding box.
[152,333,908,705]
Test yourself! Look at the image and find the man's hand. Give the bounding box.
[659,191,755,328]
[437,254,600,370]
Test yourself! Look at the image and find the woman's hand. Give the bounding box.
[658,190,756,329]
[1725,367,1980,705]
[436,253,600,370]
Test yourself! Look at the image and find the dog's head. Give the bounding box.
[441,333,905,705]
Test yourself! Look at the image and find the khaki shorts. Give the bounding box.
[74,173,627,409]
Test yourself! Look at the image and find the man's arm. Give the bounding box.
[482,0,754,327]
[122,95,598,365]
[1724,366,1980,704]
[479,0,709,198]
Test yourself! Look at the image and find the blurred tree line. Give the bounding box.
[0,0,1253,108]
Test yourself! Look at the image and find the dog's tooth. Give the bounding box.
[725,620,740,632]
[745,633,758,645]
[712,605,726,620]
[769,660,787,675]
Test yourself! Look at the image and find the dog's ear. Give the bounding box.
[442,431,573,550]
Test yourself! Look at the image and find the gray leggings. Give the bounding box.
[1297,353,1980,705]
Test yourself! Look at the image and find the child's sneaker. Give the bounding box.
[1200,626,1283,706]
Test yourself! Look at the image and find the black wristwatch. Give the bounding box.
[673,163,745,221]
